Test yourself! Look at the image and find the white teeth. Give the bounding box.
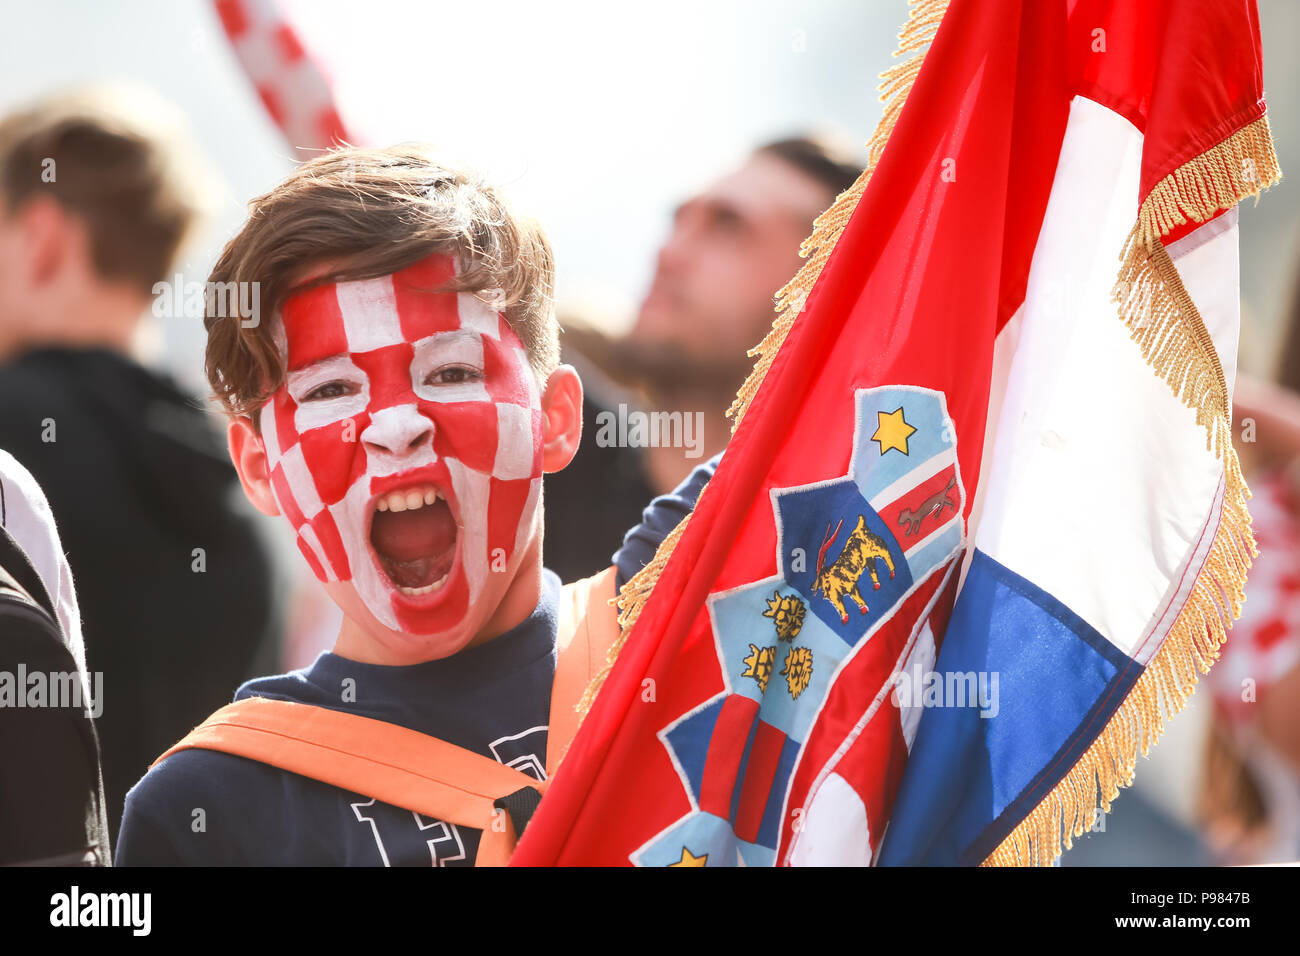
[397,570,450,596]
[375,484,443,515]
[373,484,453,598]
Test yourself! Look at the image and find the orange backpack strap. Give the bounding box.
[152,695,535,865]
[548,564,620,777]
[151,565,622,865]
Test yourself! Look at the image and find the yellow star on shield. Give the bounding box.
[871,406,916,456]
[668,846,708,867]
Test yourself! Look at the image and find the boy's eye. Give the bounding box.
[302,381,358,401]
[425,366,482,386]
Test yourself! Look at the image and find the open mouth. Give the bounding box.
[368,484,459,596]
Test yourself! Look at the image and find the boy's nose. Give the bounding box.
[361,404,434,457]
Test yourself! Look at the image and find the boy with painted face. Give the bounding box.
[115,146,678,865]
[258,253,556,663]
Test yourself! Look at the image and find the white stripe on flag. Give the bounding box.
[788,773,873,866]
[867,449,955,512]
[972,95,1234,658]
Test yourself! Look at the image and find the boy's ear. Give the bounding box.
[539,365,583,474]
[228,416,281,517]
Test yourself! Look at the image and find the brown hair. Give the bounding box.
[204,144,558,417]
[755,135,864,200]
[0,86,201,297]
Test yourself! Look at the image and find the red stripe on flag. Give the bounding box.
[775,565,957,862]
[826,700,909,861]
[257,85,285,127]
[875,463,959,550]
[734,721,785,843]
[214,0,249,39]
[697,695,759,819]
[273,22,305,63]
[317,106,347,147]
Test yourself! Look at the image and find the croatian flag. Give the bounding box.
[212,0,353,155]
[514,0,1280,867]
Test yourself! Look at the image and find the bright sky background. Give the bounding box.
[1,0,1297,389]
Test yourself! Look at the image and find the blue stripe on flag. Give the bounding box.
[876,549,1142,865]
[664,697,725,804]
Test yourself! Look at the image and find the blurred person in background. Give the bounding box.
[546,135,863,580]
[1196,263,1300,866]
[0,86,282,844]
[0,450,110,865]
[619,135,862,489]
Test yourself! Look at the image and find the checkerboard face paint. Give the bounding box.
[258,254,544,638]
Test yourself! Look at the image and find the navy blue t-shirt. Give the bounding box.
[116,571,562,866]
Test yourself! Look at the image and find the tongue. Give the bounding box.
[372,500,455,561]
[371,500,457,589]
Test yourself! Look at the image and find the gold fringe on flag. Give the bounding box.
[983,114,1281,867]
[727,0,950,431]
[574,0,952,718]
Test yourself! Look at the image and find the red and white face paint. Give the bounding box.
[258,254,543,637]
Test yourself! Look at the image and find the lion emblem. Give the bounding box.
[810,515,896,624]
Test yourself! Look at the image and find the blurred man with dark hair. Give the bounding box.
[619,134,860,489]
[0,86,282,845]
[545,135,863,580]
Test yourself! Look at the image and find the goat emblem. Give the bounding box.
[810,515,897,624]
[896,475,957,537]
